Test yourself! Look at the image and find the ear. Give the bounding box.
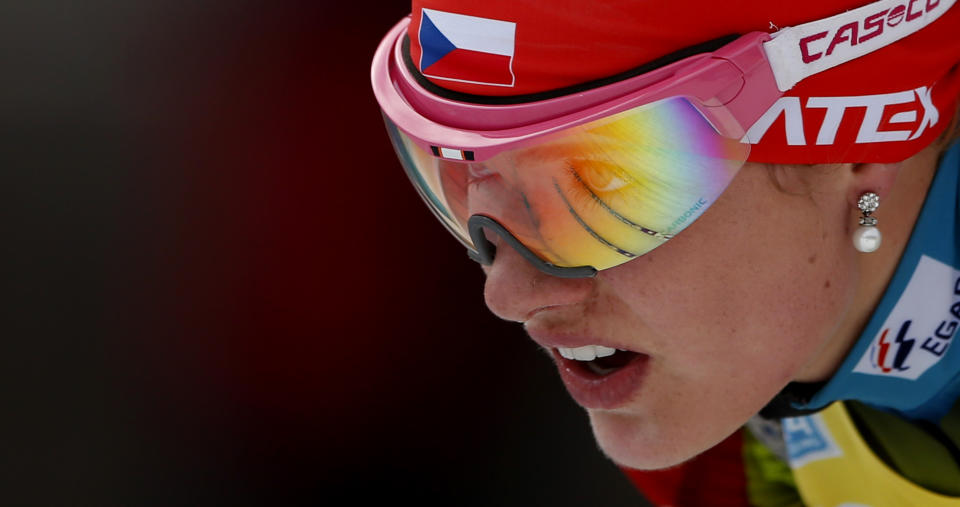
[847,161,903,207]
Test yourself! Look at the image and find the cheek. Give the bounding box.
[604,170,857,378]
[588,253,857,471]
[586,171,859,469]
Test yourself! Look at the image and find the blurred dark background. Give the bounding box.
[2,2,647,505]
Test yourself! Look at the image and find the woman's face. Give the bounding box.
[481,160,861,469]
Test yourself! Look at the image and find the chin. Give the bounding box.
[588,410,715,471]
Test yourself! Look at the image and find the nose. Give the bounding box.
[482,229,596,323]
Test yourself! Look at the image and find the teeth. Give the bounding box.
[557,345,618,361]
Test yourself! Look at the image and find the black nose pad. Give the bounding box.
[466,215,598,279]
[466,216,497,266]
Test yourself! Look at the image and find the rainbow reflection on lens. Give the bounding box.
[386,97,750,271]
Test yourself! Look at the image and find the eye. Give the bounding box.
[579,163,630,193]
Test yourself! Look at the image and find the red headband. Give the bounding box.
[408,0,960,163]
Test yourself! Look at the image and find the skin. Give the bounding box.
[480,134,954,470]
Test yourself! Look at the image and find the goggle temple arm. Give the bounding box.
[466,215,598,279]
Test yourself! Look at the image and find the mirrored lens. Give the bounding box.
[385,97,750,271]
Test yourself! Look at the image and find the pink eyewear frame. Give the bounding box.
[372,16,784,162]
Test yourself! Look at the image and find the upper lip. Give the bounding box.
[524,325,649,356]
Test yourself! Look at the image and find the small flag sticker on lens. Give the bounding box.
[431,146,475,161]
[440,147,465,160]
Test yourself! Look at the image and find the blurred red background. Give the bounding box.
[2,2,647,505]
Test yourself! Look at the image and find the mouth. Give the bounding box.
[552,345,650,410]
[557,345,638,375]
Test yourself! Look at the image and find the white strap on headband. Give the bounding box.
[764,0,956,91]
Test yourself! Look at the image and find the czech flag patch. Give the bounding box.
[418,8,517,87]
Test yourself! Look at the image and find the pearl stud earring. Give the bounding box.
[853,192,881,253]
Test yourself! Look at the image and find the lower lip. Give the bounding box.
[552,351,650,410]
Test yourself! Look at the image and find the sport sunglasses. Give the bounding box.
[371,0,951,277]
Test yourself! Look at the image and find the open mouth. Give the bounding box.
[551,344,651,409]
[557,345,641,377]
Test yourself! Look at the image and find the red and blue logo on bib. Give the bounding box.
[854,255,960,380]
